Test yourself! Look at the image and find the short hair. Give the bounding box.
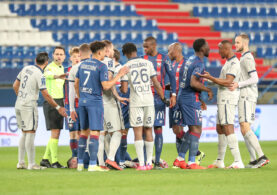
[237,33,250,41]
[79,43,90,53]
[89,41,106,54]
[36,52,49,65]
[69,47,79,56]
[102,40,113,47]
[193,38,206,52]
[113,49,120,62]
[144,36,157,44]
[122,43,137,56]
[220,40,232,45]
[53,46,65,54]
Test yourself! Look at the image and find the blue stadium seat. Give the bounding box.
[263,33,272,43]
[218,7,228,18]
[240,21,250,31]
[48,4,58,16]
[231,21,240,31]
[229,7,238,17]
[272,22,277,30]
[193,7,200,16]
[253,33,262,44]
[68,4,80,15]
[239,7,248,17]
[258,7,267,17]
[250,21,259,31]
[249,7,257,17]
[36,4,47,16]
[210,7,219,17]
[79,19,90,30]
[261,21,270,30]
[268,8,277,17]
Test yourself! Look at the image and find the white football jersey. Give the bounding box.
[102,57,117,105]
[15,65,46,108]
[217,56,241,105]
[239,52,258,102]
[68,62,81,82]
[121,57,156,108]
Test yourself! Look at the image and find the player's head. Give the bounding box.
[218,40,233,59]
[102,40,114,58]
[143,36,157,56]
[122,42,137,59]
[168,42,183,61]
[90,41,106,61]
[52,46,66,65]
[193,38,209,57]
[113,49,120,63]
[69,47,80,66]
[235,33,249,53]
[36,52,49,68]
[79,43,91,59]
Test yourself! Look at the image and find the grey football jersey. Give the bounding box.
[239,52,258,102]
[102,57,116,105]
[217,56,241,104]
[15,65,46,108]
[121,58,156,108]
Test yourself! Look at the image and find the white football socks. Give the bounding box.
[244,130,264,159]
[107,131,122,161]
[144,141,154,165]
[134,140,144,166]
[97,134,105,166]
[217,134,227,161]
[18,132,26,164]
[25,133,36,168]
[244,134,256,161]
[227,134,242,162]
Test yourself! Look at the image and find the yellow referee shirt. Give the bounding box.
[44,61,65,99]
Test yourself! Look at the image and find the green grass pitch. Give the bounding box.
[0,141,276,195]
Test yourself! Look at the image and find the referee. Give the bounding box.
[40,46,67,168]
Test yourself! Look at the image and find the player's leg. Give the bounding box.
[40,101,52,168]
[77,106,90,171]
[239,100,269,168]
[21,107,44,170]
[97,131,106,167]
[153,102,165,169]
[15,109,26,169]
[143,106,155,170]
[87,105,108,172]
[119,129,128,168]
[105,104,123,170]
[69,131,78,158]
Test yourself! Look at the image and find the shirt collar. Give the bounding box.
[242,51,251,57]
[32,65,44,73]
[128,56,140,61]
[227,55,236,61]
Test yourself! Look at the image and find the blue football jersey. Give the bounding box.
[178,55,205,107]
[76,58,109,106]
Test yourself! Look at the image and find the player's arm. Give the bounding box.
[44,67,67,80]
[151,76,165,102]
[229,71,258,91]
[41,89,67,117]
[13,79,20,96]
[120,81,128,94]
[101,66,129,90]
[109,71,129,105]
[164,59,176,94]
[197,71,235,87]
[190,75,213,100]
[164,60,177,107]
[74,78,80,99]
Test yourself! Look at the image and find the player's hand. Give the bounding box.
[196,71,211,79]
[58,107,67,117]
[117,96,129,105]
[162,97,170,107]
[118,66,129,77]
[228,82,238,91]
[200,100,207,111]
[169,95,176,108]
[207,88,213,101]
[70,111,78,122]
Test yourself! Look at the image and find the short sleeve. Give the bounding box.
[192,63,204,79]
[38,73,46,90]
[244,57,256,74]
[68,66,76,82]
[16,70,22,81]
[149,62,157,78]
[44,66,54,79]
[100,64,109,82]
[226,61,240,78]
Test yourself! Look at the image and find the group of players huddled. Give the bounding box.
[14,33,269,171]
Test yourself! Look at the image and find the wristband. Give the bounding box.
[56,105,61,110]
[171,93,176,96]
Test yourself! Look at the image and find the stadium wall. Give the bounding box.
[0,105,276,147]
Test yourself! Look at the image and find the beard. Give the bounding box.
[237,46,244,52]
